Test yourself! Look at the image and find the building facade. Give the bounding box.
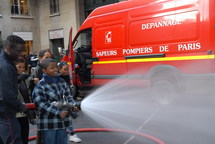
[0,0,126,61]
[0,0,40,55]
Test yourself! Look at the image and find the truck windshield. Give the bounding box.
[73,28,92,52]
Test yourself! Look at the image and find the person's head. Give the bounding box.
[58,62,69,76]
[38,49,52,61]
[15,58,26,74]
[41,58,58,77]
[3,35,25,61]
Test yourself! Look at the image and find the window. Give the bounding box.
[49,0,60,15]
[84,0,118,18]
[73,29,92,51]
[11,0,30,16]
[25,41,32,55]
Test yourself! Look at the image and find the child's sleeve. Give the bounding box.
[32,83,62,117]
[63,81,75,103]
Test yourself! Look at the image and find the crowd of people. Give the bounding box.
[0,35,81,144]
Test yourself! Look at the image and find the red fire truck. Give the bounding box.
[66,0,215,99]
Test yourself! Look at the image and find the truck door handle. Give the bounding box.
[92,57,99,61]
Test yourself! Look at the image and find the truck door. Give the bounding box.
[73,28,92,84]
[92,17,127,85]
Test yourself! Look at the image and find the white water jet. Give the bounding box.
[80,71,215,144]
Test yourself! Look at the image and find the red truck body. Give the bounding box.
[67,0,215,97]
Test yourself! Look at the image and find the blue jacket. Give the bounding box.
[0,51,25,116]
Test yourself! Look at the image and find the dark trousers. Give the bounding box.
[17,117,29,144]
[0,114,23,144]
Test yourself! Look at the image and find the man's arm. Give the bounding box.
[0,65,26,112]
[63,81,75,103]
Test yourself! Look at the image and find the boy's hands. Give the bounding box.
[60,110,68,119]
[73,106,79,112]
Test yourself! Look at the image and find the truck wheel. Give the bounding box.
[151,79,177,105]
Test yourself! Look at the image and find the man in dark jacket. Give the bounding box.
[0,35,28,144]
